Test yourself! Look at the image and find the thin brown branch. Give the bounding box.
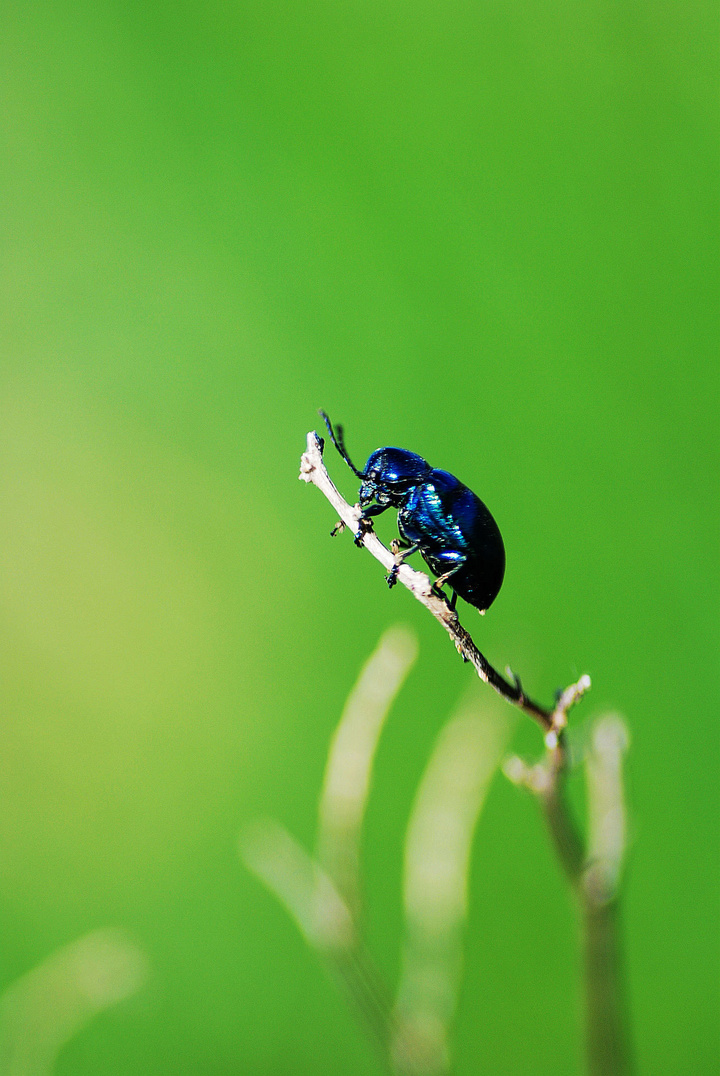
[300,429,590,735]
[543,748,587,884]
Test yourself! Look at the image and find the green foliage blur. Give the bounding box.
[1,1,717,1073]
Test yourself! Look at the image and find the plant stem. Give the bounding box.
[507,719,633,1076]
[582,897,632,1076]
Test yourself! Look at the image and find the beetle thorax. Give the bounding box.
[359,448,432,506]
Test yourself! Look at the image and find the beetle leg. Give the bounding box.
[354,517,372,546]
[354,502,391,546]
[433,565,462,589]
[430,558,465,603]
[386,542,421,589]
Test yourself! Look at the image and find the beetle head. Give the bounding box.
[360,448,431,506]
[319,411,430,508]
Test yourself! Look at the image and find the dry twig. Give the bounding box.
[299,428,590,740]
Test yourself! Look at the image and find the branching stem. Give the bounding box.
[300,426,632,1076]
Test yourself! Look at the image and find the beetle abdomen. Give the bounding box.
[400,471,505,612]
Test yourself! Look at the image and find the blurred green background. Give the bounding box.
[1,1,717,1073]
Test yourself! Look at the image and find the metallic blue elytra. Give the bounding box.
[319,412,505,614]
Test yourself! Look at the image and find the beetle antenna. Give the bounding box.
[318,410,365,478]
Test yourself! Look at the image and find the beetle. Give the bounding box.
[319,411,505,614]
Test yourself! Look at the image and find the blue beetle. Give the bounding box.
[319,411,505,614]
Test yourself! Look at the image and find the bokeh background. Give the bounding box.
[1,1,717,1073]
